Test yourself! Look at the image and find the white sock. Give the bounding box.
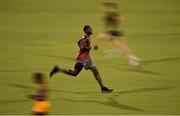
[128,55,141,66]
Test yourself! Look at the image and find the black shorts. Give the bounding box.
[106,30,124,37]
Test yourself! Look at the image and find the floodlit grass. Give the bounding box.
[0,0,179,115]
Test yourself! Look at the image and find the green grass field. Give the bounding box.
[0,0,180,115]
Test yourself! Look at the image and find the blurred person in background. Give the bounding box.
[96,2,141,66]
[29,72,50,115]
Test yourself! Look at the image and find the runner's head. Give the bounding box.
[83,25,93,35]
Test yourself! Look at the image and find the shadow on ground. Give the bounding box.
[6,83,174,112]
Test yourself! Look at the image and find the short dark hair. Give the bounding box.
[83,25,91,32]
[33,72,45,84]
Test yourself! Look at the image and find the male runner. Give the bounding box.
[50,25,113,93]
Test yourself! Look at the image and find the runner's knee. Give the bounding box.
[91,67,99,75]
[71,70,80,76]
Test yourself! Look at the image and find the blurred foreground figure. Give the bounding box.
[96,3,141,66]
[29,72,50,115]
[50,25,113,93]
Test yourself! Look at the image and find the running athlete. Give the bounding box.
[29,72,50,115]
[50,25,113,93]
[96,3,141,66]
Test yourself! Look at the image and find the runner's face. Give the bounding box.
[87,27,92,35]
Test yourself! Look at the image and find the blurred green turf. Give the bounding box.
[0,0,180,115]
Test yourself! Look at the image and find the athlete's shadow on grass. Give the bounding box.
[112,87,172,97]
[0,84,35,104]
[9,83,173,97]
[7,84,173,111]
[62,97,144,112]
[8,83,35,90]
[0,99,30,104]
[116,67,164,76]
[57,87,173,112]
[113,56,180,76]
[141,56,180,65]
